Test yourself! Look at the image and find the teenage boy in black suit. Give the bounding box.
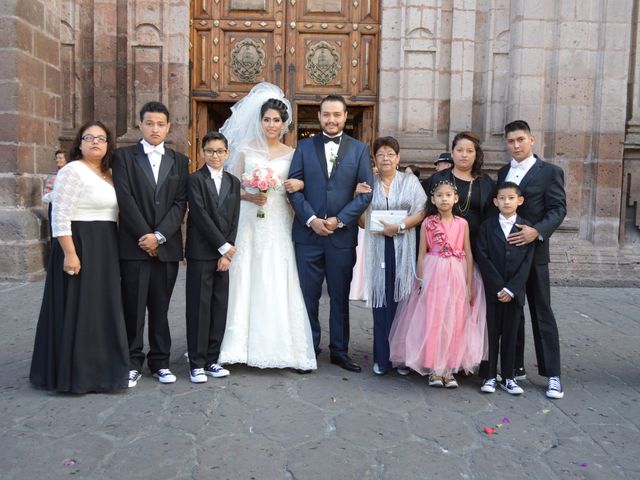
[185,132,240,383]
[112,101,189,387]
[497,120,567,399]
[476,182,535,395]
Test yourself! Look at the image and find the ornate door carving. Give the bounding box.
[190,0,379,167]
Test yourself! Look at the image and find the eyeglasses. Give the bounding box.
[203,148,228,157]
[375,152,397,160]
[82,134,108,144]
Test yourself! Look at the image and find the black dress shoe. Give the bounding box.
[330,355,362,373]
[295,369,313,374]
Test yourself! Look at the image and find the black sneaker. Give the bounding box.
[204,363,230,378]
[546,376,564,399]
[500,378,524,395]
[514,367,526,381]
[153,368,177,384]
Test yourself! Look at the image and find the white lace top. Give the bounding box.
[51,161,118,237]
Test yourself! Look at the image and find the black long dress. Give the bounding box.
[30,162,128,393]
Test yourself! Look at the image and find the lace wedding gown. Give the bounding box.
[218,151,317,370]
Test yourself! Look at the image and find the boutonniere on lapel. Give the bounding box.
[329,152,338,169]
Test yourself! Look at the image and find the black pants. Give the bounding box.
[185,259,228,370]
[515,262,561,377]
[479,300,521,380]
[120,259,178,372]
[372,237,398,371]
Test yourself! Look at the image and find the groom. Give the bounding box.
[288,94,373,372]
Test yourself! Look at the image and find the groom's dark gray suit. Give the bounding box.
[288,133,373,358]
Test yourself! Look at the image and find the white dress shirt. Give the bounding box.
[306,132,343,227]
[205,164,231,256]
[323,133,341,177]
[498,213,518,298]
[499,213,517,239]
[505,154,536,185]
[141,138,165,183]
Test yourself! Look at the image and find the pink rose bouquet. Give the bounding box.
[241,166,282,218]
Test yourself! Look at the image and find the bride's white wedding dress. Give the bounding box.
[218,150,317,370]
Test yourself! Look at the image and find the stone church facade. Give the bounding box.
[1,0,638,284]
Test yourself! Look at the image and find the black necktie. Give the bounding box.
[323,135,341,144]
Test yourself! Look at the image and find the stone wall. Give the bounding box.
[0,0,190,281]
[0,0,62,280]
[378,0,639,284]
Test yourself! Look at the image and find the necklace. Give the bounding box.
[380,174,395,189]
[453,176,474,216]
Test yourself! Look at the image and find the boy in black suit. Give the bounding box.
[185,132,240,383]
[476,182,535,395]
[498,120,566,399]
[112,102,189,387]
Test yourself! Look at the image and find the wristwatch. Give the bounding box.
[154,231,167,245]
[336,217,345,228]
[399,222,407,233]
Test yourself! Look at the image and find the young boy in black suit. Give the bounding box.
[185,131,241,383]
[475,182,535,395]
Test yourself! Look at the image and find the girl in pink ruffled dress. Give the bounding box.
[389,180,487,387]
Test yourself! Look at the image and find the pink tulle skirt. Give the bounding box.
[349,227,368,301]
[389,255,487,377]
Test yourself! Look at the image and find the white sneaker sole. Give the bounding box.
[396,368,410,376]
[128,373,141,388]
[205,370,229,378]
[546,390,564,399]
[480,386,496,393]
[190,376,207,384]
[153,374,177,384]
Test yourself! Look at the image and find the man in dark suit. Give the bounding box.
[112,101,189,387]
[476,182,535,396]
[497,120,567,399]
[185,131,240,383]
[288,94,373,372]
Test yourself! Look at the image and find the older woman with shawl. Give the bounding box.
[363,136,426,375]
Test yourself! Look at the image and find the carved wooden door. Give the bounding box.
[190,0,379,169]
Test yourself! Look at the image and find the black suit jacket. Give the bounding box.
[422,170,496,219]
[475,215,535,307]
[185,166,241,260]
[112,141,189,262]
[497,155,566,264]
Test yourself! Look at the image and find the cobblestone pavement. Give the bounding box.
[1,270,638,479]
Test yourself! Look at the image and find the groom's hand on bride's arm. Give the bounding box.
[310,218,333,236]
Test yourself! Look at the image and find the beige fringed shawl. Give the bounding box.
[364,171,427,308]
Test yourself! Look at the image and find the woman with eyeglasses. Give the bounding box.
[30,121,129,393]
[363,136,427,375]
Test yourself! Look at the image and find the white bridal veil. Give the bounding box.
[220,82,293,177]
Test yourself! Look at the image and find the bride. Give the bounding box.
[218,82,317,371]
